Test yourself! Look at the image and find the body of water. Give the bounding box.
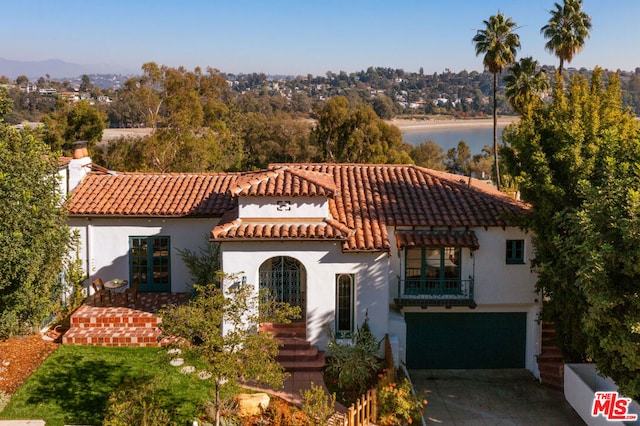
[401,124,510,155]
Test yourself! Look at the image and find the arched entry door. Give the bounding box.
[259,256,306,319]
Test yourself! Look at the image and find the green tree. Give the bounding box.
[0,123,70,338]
[372,95,396,120]
[409,140,445,171]
[238,111,314,170]
[569,140,640,398]
[504,57,550,116]
[0,87,13,118]
[160,281,300,426]
[15,75,28,86]
[541,0,592,76]
[311,96,412,163]
[502,69,640,397]
[473,12,521,190]
[104,64,239,172]
[79,74,92,93]
[42,100,108,154]
[445,140,472,175]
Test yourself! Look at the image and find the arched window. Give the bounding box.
[259,256,306,317]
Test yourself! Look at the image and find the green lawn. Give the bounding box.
[0,345,215,426]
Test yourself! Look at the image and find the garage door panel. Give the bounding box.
[406,313,526,369]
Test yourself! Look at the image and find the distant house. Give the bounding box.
[63,148,540,375]
[38,88,57,95]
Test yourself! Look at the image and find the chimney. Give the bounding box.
[72,141,89,159]
[68,141,92,193]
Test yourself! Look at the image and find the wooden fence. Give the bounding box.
[336,334,400,426]
[342,388,377,426]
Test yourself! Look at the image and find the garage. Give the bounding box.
[406,312,526,369]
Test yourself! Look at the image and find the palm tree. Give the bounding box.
[473,13,520,191]
[541,0,592,76]
[504,57,550,116]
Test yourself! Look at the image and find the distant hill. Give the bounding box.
[0,58,137,80]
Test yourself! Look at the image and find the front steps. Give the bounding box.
[260,322,326,372]
[537,322,564,390]
[62,304,165,346]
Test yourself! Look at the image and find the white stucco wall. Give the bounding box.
[387,226,538,305]
[220,240,390,351]
[238,196,329,220]
[473,227,538,305]
[69,217,219,293]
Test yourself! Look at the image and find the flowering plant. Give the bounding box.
[376,372,426,425]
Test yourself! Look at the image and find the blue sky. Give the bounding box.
[2,0,638,76]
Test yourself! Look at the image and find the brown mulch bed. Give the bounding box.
[0,333,60,394]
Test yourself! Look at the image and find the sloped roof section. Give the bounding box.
[211,218,353,242]
[395,230,480,250]
[67,163,529,251]
[67,172,238,217]
[274,164,528,229]
[230,167,337,197]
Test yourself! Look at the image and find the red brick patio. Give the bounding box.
[62,292,191,347]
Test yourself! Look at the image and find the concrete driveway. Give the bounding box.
[408,369,584,425]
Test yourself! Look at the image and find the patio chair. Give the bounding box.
[91,278,109,305]
[124,279,139,305]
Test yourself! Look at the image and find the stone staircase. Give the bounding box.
[260,322,326,372]
[536,322,564,390]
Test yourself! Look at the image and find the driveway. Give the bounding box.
[408,369,584,425]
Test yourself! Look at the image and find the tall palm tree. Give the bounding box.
[541,0,592,76]
[504,57,550,116]
[473,13,520,191]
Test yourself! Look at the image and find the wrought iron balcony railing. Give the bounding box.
[395,276,476,308]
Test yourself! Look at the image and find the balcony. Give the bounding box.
[394,276,476,308]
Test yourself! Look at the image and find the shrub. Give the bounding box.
[103,377,173,426]
[301,382,336,425]
[376,374,426,426]
[326,314,381,399]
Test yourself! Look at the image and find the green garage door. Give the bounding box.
[406,312,526,369]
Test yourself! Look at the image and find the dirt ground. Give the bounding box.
[0,334,59,394]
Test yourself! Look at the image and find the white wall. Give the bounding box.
[387,226,538,305]
[69,217,219,293]
[238,196,329,220]
[220,240,389,350]
[473,227,538,305]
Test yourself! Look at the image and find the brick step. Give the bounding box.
[71,315,161,328]
[276,337,312,350]
[276,346,320,362]
[539,346,563,358]
[260,322,306,339]
[278,351,326,372]
[62,326,163,347]
[537,352,563,363]
[70,305,161,328]
[537,362,564,377]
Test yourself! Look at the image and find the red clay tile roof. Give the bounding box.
[395,230,480,250]
[67,172,238,217]
[211,214,353,242]
[230,167,337,197]
[68,163,529,251]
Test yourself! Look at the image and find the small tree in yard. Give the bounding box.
[160,278,300,426]
[0,103,71,338]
